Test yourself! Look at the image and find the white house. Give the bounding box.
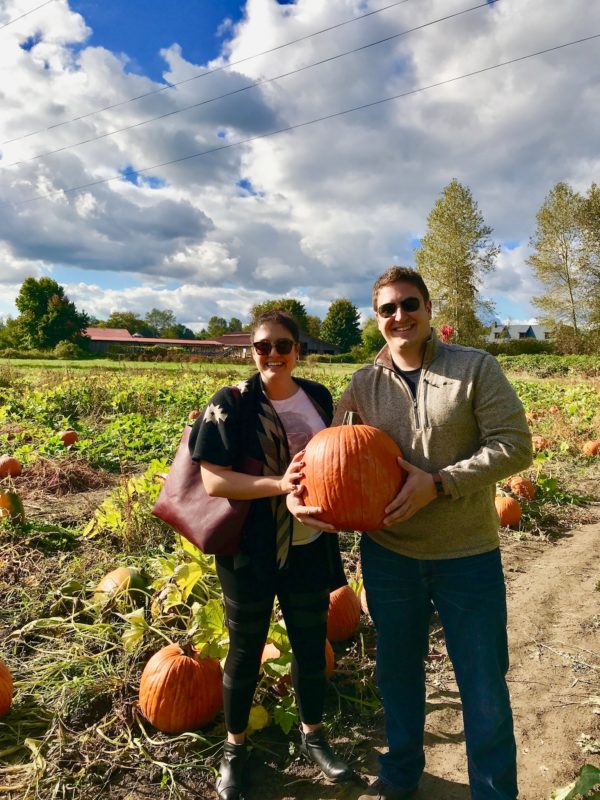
[487,321,552,342]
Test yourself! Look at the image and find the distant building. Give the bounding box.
[487,321,552,343]
[84,327,341,358]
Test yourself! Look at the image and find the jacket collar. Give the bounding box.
[374,328,439,371]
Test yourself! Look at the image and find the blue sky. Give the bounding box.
[1,0,599,329]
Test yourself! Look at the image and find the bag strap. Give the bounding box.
[342,410,360,426]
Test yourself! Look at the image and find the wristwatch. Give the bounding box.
[432,472,445,498]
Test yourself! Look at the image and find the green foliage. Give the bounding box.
[485,338,554,356]
[249,298,310,332]
[320,299,362,352]
[550,764,600,799]
[99,311,157,336]
[528,182,599,334]
[361,318,385,355]
[415,179,498,345]
[497,355,600,378]
[53,340,88,359]
[15,277,89,349]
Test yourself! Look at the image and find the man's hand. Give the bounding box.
[383,457,438,525]
[286,485,336,531]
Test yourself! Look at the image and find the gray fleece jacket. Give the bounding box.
[332,330,533,559]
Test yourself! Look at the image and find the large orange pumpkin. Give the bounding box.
[139,643,223,733]
[0,490,25,522]
[0,456,22,479]
[327,585,361,642]
[507,476,536,500]
[0,660,13,717]
[495,495,521,528]
[301,425,406,531]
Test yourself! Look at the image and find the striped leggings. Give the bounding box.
[216,535,331,734]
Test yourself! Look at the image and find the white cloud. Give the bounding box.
[1,0,599,324]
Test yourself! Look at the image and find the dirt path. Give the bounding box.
[247,518,600,800]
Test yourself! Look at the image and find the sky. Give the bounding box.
[1,0,599,331]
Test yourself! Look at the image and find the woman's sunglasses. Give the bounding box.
[252,338,296,356]
[377,297,421,318]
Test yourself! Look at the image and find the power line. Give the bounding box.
[7,31,599,209]
[1,1,496,170]
[1,0,415,145]
[0,0,55,31]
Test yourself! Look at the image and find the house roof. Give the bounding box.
[84,327,221,345]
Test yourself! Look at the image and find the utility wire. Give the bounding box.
[0,0,55,31]
[7,30,599,209]
[1,0,415,145]
[1,1,495,170]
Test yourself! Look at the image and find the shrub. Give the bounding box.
[53,340,88,359]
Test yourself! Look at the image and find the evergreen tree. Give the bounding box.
[320,299,361,352]
[415,179,498,345]
[14,277,89,349]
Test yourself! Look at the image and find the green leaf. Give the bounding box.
[272,695,298,735]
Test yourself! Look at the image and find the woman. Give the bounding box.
[189,309,353,800]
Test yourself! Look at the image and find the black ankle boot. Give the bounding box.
[299,727,354,783]
[216,741,247,800]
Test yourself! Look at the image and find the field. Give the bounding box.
[0,360,599,800]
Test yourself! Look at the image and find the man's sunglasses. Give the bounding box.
[377,297,421,318]
[252,338,296,356]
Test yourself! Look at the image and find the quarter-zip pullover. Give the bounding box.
[332,331,533,559]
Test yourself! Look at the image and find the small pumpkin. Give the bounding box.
[0,456,22,479]
[507,476,536,500]
[301,424,406,531]
[0,490,25,522]
[188,409,201,421]
[582,440,600,457]
[531,435,550,452]
[327,585,361,642]
[93,567,146,603]
[0,659,13,717]
[261,639,334,683]
[59,430,79,447]
[139,642,223,733]
[495,494,521,528]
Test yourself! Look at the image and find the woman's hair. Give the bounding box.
[251,308,300,342]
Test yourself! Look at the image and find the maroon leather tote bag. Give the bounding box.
[152,410,262,555]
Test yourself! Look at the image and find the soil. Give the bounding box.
[236,515,600,800]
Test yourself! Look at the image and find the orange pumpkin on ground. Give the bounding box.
[582,440,600,456]
[531,435,550,452]
[0,456,22,479]
[495,495,521,528]
[188,409,201,421]
[93,567,146,603]
[139,643,223,733]
[0,490,25,522]
[301,425,406,531]
[507,476,536,500]
[59,430,79,447]
[327,585,361,642]
[0,660,13,717]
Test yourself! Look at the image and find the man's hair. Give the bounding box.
[251,308,300,342]
[371,266,430,310]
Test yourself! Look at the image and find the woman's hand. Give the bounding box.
[278,450,306,494]
[286,486,336,532]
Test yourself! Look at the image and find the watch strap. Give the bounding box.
[432,471,445,498]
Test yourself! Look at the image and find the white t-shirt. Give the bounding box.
[270,387,326,546]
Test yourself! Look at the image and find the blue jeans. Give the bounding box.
[361,535,517,799]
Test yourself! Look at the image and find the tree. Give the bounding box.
[0,316,23,349]
[528,182,597,335]
[320,299,362,352]
[99,311,157,337]
[361,318,385,355]
[579,183,600,328]
[145,308,177,335]
[228,317,243,332]
[249,299,309,333]
[415,179,498,345]
[162,323,196,340]
[14,277,89,349]
[306,314,322,340]
[206,316,229,337]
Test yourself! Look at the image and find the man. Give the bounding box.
[293,267,532,799]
